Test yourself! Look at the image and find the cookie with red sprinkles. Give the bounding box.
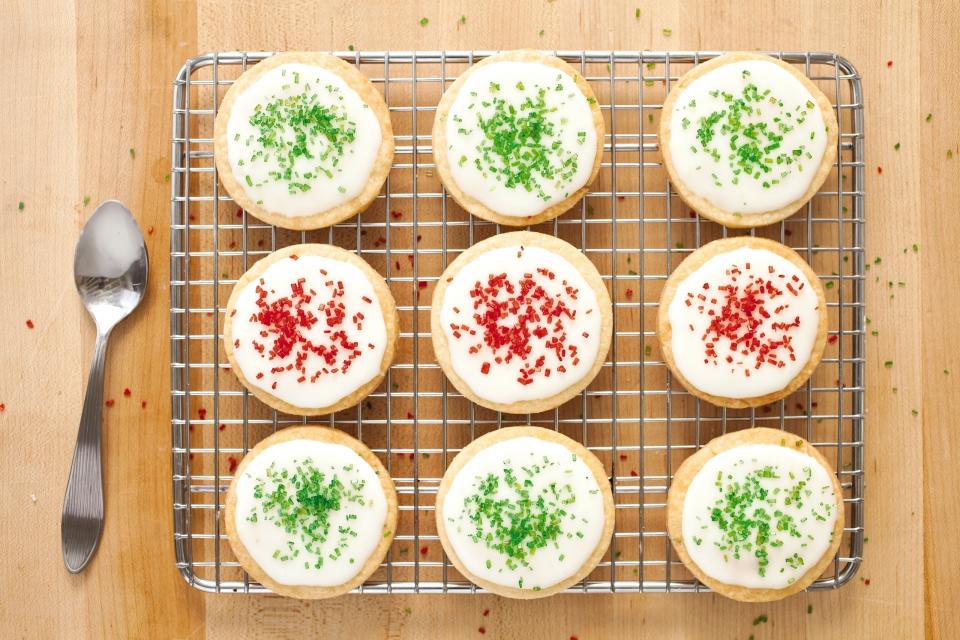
[224,244,398,415]
[431,231,612,413]
[657,236,828,408]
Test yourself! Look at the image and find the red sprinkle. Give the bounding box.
[689,211,697,218]
[886,60,893,68]
[105,399,115,408]
[864,578,871,586]
[478,628,486,635]
[625,288,634,300]
[198,407,207,420]
[630,469,638,477]
[141,401,147,409]
[236,207,243,218]
[828,334,838,344]
[482,609,490,617]
[228,456,238,473]
[219,423,226,431]
[406,411,415,420]
[391,210,403,219]
[877,166,883,174]
[418,280,428,289]
[25,319,34,329]
[420,545,429,556]
[0,403,5,412]
[619,454,627,460]
[123,388,131,397]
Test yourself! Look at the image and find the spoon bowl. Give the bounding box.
[62,200,148,573]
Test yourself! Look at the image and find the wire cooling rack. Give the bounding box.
[170,51,865,594]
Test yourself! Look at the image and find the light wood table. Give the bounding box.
[1,1,956,638]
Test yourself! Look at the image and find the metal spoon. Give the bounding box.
[61,200,148,573]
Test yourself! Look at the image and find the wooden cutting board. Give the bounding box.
[1,1,956,638]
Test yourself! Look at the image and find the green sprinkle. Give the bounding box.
[17,201,24,211]
[874,256,881,265]
[894,142,901,151]
[347,44,354,51]
[419,17,429,26]
[945,369,951,375]
[83,196,90,207]
[912,243,919,253]
[808,604,813,614]
[635,8,641,19]
[662,28,672,36]
[884,360,893,369]
[948,149,954,159]
[129,148,136,159]
[753,615,768,626]
[926,113,932,122]
[538,29,545,37]
[460,15,466,24]
[245,175,253,187]
[645,344,652,357]
[825,281,834,289]
[403,607,412,615]
[912,409,919,416]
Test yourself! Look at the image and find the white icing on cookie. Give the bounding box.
[445,61,598,217]
[226,62,383,217]
[234,438,388,587]
[668,59,829,214]
[442,435,606,591]
[439,245,603,405]
[681,443,839,590]
[667,246,820,399]
[229,253,388,409]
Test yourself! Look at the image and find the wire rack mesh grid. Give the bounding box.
[170,50,865,594]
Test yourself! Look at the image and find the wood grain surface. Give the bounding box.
[1,1,956,638]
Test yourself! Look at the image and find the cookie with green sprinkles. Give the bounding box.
[436,426,615,598]
[659,52,838,228]
[214,52,394,230]
[224,426,398,599]
[667,427,844,602]
[432,50,604,226]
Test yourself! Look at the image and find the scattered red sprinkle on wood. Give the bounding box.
[408,453,415,460]
[141,400,147,409]
[219,423,226,431]
[257,239,265,247]
[570,636,579,640]
[482,609,490,617]
[25,319,34,329]
[886,60,893,68]
[625,288,634,299]
[877,166,883,174]
[189,424,194,432]
[123,388,131,397]
[236,208,243,218]
[198,407,207,420]
[391,210,403,219]
[0,403,5,412]
[617,195,625,201]
[420,545,429,556]
[784,229,793,236]
[619,454,628,460]
[478,628,485,635]
[630,469,638,477]
[828,334,838,344]
[229,241,237,249]
[228,456,238,472]
[189,453,194,460]
[105,399,115,408]
[418,280,428,289]
[406,411,415,420]
[864,578,871,586]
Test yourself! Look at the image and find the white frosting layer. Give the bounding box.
[442,435,606,591]
[226,62,383,217]
[230,254,388,408]
[681,443,839,589]
[445,61,598,217]
[439,245,603,404]
[234,438,388,587]
[668,59,829,214]
[667,246,820,398]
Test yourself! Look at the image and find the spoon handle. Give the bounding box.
[61,330,110,573]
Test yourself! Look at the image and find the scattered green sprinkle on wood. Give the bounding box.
[863,537,869,543]
[825,281,834,289]
[403,607,412,615]
[884,360,893,369]
[460,15,466,24]
[912,243,919,252]
[645,344,652,356]
[808,604,813,614]
[753,615,768,626]
[894,142,900,151]
[129,148,136,159]
[18,201,24,211]
[635,8,641,18]
[949,149,954,159]
[926,113,932,122]
[539,29,545,37]
[662,28,673,36]
[83,196,90,206]
[347,44,354,51]
[912,409,919,416]
[419,17,428,26]
[874,256,881,265]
